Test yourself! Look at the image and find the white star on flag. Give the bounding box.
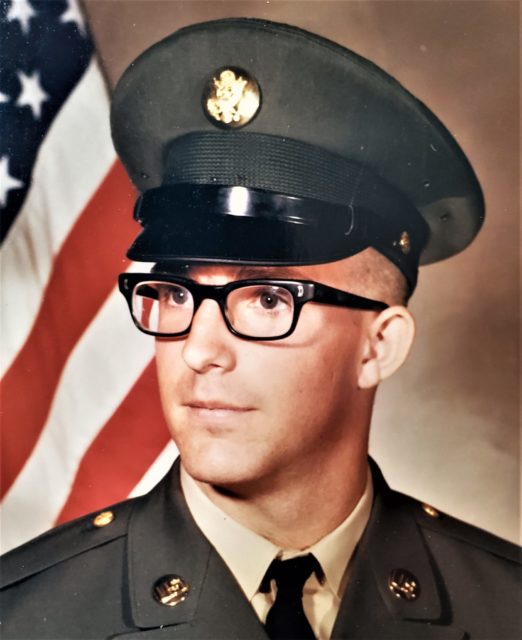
[0,91,10,104]
[0,156,24,207]
[60,0,86,36]
[16,70,49,120]
[6,0,36,36]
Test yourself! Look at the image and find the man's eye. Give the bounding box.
[259,291,278,309]
[251,287,291,311]
[160,286,189,306]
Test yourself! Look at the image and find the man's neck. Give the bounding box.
[193,443,369,550]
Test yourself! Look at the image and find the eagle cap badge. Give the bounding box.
[203,67,261,128]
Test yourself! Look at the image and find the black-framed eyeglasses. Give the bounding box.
[118,273,388,341]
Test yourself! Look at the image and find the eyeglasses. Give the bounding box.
[118,273,388,341]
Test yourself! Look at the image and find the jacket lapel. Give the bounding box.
[332,460,467,640]
[119,460,267,639]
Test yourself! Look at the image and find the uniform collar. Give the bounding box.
[126,458,268,637]
[332,459,467,639]
[123,457,466,639]
[181,463,373,600]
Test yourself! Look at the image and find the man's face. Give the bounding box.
[155,258,377,493]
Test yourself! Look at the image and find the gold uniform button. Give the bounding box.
[421,503,440,518]
[92,511,114,527]
[153,575,190,607]
[388,569,420,601]
[393,230,411,255]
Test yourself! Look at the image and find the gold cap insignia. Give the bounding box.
[203,67,261,128]
[153,575,190,607]
[388,569,420,601]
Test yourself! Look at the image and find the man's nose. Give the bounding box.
[181,299,237,373]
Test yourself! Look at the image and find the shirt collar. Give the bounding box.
[308,467,373,596]
[180,464,373,601]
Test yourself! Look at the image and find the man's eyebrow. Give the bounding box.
[152,263,309,280]
[235,266,309,279]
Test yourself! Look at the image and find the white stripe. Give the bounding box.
[0,59,116,376]
[0,263,154,553]
[128,441,179,498]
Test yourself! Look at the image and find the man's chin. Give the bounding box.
[179,448,269,494]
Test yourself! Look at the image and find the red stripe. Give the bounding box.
[55,361,170,523]
[1,161,138,498]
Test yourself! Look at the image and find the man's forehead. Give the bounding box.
[154,262,310,282]
[152,258,366,287]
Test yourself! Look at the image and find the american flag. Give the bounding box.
[0,0,175,553]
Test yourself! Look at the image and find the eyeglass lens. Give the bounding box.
[132,281,296,338]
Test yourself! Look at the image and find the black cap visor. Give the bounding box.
[127,184,428,290]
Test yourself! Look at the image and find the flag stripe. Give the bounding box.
[0,275,155,552]
[0,60,115,376]
[0,161,138,498]
[128,441,179,499]
[0,9,169,554]
[55,362,170,524]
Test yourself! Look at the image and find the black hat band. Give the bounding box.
[128,131,430,290]
[162,132,418,215]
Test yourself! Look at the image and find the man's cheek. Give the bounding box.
[156,346,182,387]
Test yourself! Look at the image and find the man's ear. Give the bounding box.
[358,306,415,389]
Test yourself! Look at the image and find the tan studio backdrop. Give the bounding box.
[83,0,520,544]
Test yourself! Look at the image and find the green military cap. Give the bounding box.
[111,18,484,292]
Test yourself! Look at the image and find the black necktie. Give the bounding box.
[262,553,321,640]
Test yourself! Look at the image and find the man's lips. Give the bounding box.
[182,401,255,426]
[183,400,254,412]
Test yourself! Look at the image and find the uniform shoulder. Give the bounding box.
[1,496,143,589]
[402,494,521,565]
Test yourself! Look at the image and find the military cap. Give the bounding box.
[111,18,484,291]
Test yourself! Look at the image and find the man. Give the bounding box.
[1,18,520,640]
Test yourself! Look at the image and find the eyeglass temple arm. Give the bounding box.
[311,283,388,311]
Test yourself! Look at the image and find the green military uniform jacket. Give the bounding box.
[1,460,520,639]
